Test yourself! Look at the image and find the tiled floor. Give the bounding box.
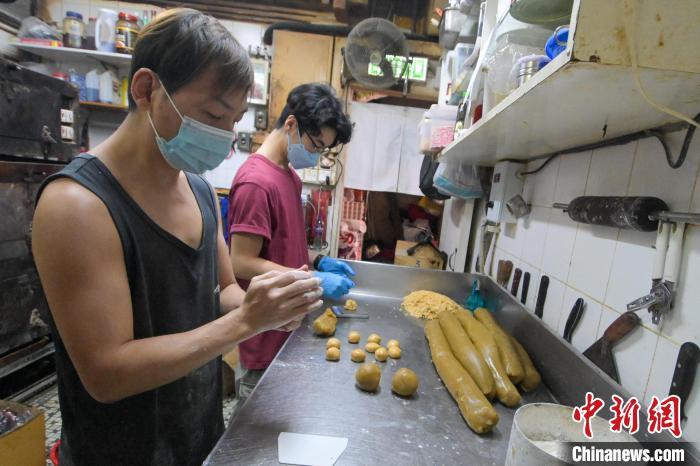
[26,384,239,465]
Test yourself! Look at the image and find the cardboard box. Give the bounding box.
[0,400,45,466]
[394,240,445,270]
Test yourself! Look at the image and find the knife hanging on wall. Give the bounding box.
[511,268,522,297]
[521,272,531,305]
[496,260,505,286]
[534,276,549,319]
[503,260,513,286]
[563,298,585,343]
[669,342,700,421]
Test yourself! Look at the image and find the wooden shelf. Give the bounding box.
[350,83,438,104]
[80,101,128,112]
[13,43,131,68]
[439,0,700,166]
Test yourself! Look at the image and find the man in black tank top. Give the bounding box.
[32,9,323,466]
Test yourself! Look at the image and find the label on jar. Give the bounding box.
[115,25,138,53]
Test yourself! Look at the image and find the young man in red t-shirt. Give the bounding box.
[227,83,354,402]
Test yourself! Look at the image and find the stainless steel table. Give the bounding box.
[205,261,696,465]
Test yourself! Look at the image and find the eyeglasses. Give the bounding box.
[297,121,342,157]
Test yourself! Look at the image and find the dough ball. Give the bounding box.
[365,342,380,353]
[325,347,340,361]
[351,348,366,362]
[344,299,358,311]
[355,363,381,392]
[386,339,400,349]
[348,331,361,344]
[391,368,419,396]
[326,338,341,349]
[374,346,389,362]
[367,333,382,344]
[312,309,337,336]
[388,346,401,359]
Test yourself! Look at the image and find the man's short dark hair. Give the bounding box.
[276,84,352,146]
[128,8,253,111]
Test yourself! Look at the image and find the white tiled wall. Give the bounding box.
[490,130,700,444]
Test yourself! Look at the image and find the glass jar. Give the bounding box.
[115,13,140,54]
[62,11,85,49]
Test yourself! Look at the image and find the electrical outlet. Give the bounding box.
[60,109,74,124]
[237,132,252,152]
[254,109,268,130]
[60,125,74,141]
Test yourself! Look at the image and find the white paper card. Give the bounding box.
[278,432,348,466]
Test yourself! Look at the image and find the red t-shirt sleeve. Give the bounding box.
[229,182,272,241]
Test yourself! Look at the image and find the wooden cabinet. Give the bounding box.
[269,30,335,125]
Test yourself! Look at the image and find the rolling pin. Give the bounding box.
[553,196,668,231]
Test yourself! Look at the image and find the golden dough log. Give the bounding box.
[510,336,542,392]
[474,308,524,384]
[455,310,521,407]
[438,311,495,399]
[425,320,499,434]
[312,309,337,336]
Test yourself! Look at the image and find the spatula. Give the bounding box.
[583,311,641,383]
[331,306,368,319]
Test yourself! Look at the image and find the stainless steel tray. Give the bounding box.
[205,261,697,465]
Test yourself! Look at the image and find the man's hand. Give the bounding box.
[316,256,356,277]
[239,268,323,334]
[314,271,354,300]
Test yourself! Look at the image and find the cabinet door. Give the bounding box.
[269,31,334,125]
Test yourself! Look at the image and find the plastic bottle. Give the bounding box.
[94,9,117,53]
[85,69,100,102]
[313,216,324,250]
[99,70,115,103]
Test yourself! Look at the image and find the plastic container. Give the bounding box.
[94,9,117,53]
[119,77,129,107]
[115,12,139,54]
[62,11,84,48]
[482,11,555,114]
[86,69,99,101]
[99,70,115,103]
[419,104,459,153]
[545,25,569,59]
[68,69,87,101]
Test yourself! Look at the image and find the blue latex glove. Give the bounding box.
[317,256,356,277]
[314,271,355,300]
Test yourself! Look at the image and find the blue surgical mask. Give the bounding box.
[147,79,234,174]
[287,126,320,169]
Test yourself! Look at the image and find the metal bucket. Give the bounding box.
[505,403,642,466]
